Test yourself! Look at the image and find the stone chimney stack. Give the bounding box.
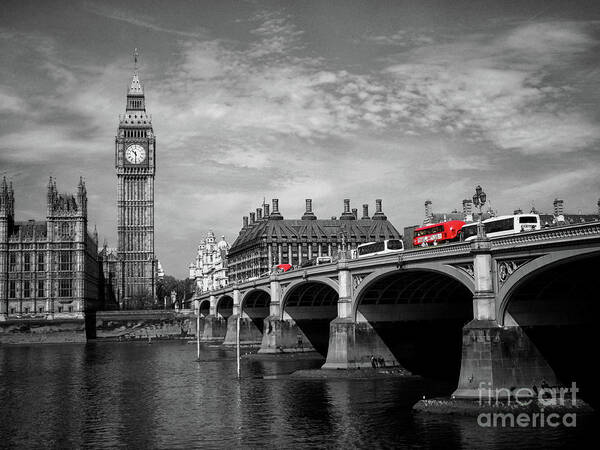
[352,208,358,219]
[256,208,262,221]
[361,204,370,219]
[263,203,270,218]
[340,198,355,220]
[249,212,256,225]
[270,198,283,220]
[553,198,564,216]
[373,198,387,220]
[242,216,248,229]
[302,198,316,220]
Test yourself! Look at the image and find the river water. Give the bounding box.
[0,341,597,449]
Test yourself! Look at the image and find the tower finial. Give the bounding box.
[133,48,139,72]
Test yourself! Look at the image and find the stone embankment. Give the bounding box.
[0,318,87,344]
[93,310,196,341]
[0,310,199,345]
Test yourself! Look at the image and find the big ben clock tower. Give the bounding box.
[115,49,156,306]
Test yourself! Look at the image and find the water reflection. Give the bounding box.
[0,342,598,449]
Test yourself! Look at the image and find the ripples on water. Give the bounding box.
[0,342,597,449]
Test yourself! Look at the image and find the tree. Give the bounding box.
[129,293,155,310]
[156,275,178,308]
[156,276,194,308]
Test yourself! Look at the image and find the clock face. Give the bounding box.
[125,144,146,164]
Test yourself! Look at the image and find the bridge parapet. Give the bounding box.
[489,222,600,250]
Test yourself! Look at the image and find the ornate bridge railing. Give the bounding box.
[490,222,600,250]
[195,222,600,300]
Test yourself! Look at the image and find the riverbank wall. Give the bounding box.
[0,310,199,345]
[92,310,196,341]
[0,318,87,344]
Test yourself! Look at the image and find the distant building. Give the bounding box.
[553,198,564,217]
[227,198,401,283]
[157,260,165,280]
[0,177,101,319]
[189,231,229,294]
[462,199,473,222]
[538,198,599,228]
[424,200,433,224]
[98,245,119,310]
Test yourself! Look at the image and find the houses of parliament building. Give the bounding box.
[0,177,100,319]
[0,51,159,317]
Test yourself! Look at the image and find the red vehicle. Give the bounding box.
[413,220,465,247]
[276,263,293,272]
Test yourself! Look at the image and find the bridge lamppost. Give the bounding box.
[338,230,350,260]
[472,185,487,239]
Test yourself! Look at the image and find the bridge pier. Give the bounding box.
[200,294,228,342]
[322,317,399,369]
[201,315,228,341]
[453,233,557,398]
[258,315,315,353]
[258,277,314,353]
[223,314,263,345]
[453,319,558,399]
[323,262,399,369]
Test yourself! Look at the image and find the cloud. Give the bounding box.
[83,1,206,38]
[0,87,27,114]
[503,167,600,198]
[248,10,305,58]
[382,21,600,154]
[363,30,435,47]
[2,6,599,277]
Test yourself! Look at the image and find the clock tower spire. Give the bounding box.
[115,49,156,307]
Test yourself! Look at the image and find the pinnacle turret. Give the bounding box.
[127,48,144,97]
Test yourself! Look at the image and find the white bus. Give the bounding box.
[315,256,333,265]
[357,239,404,258]
[461,214,541,241]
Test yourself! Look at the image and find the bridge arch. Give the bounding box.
[199,299,210,317]
[280,278,339,355]
[352,266,473,381]
[241,286,271,307]
[241,288,271,333]
[351,264,474,318]
[281,277,339,316]
[216,295,233,319]
[498,250,600,406]
[497,247,600,323]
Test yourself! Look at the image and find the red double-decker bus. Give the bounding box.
[413,220,466,247]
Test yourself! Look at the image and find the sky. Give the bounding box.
[1,0,599,278]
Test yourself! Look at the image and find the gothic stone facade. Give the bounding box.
[115,61,157,305]
[0,177,100,319]
[228,198,401,283]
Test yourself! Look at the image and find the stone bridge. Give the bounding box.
[196,223,600,404]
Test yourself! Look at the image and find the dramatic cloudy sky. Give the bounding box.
[1,0,599,277]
